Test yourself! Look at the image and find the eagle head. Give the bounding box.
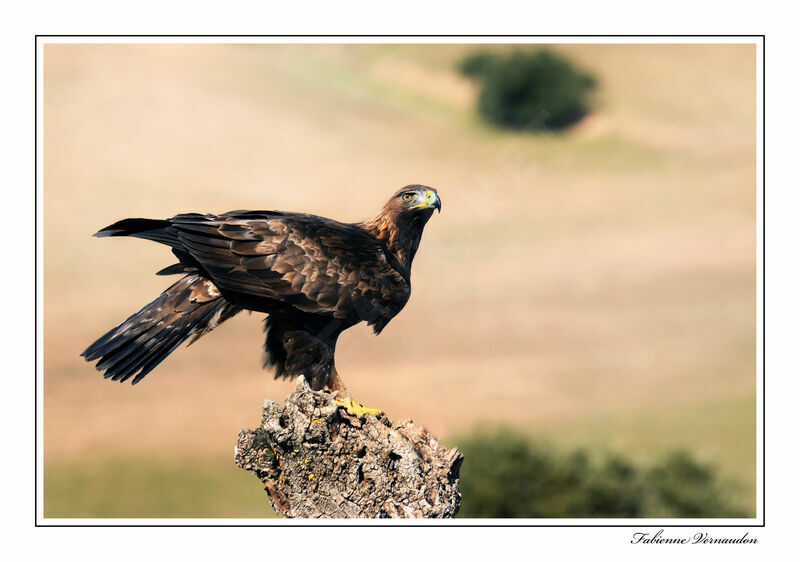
[360,185,441,268]
[389,184,441,217]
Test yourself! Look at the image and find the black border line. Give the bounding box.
[35,34,766,529]
[34,34,38,527]
[761,33,765,528]
[37,34,760,37]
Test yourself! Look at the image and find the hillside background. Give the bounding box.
[42,43,756,517]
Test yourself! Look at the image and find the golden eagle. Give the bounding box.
[82,185,441,407]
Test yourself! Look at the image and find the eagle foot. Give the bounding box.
[335,397,382,418]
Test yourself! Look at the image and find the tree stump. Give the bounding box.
[235,376,463,518]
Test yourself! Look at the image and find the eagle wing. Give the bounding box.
[169,211,409,329]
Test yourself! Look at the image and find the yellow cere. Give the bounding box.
[409,190,435,210]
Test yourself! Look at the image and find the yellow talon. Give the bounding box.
[335,397,382,417]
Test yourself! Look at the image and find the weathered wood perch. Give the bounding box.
[235,376,463,518]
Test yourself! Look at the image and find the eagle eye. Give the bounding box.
[401,192,416,202]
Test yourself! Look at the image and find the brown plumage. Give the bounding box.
[82,185,441,391]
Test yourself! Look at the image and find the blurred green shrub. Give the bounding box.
[459,49,597,132]
[642,450,747,517]
[454,429,747,518]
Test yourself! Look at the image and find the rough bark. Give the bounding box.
[235,376,463,518]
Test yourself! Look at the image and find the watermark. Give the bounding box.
[631,529,758,545]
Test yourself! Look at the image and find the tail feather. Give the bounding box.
[82,273,239,384]
[94,218,201,275]
[94,218,180,249]
[94,217,169,236]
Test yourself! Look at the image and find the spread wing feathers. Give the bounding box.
[81,273,240,384]
[170,212,410,330]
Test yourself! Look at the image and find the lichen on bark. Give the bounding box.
[235,376,463,518]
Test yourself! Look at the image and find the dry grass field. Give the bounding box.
[42,43,756,517]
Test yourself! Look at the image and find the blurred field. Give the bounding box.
[43,43,756,517]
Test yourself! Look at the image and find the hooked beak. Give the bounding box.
[411,190,441,213]
[429,190,442,213]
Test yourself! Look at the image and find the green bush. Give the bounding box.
[459,49,597,132]
[459,52,496,79]
[642,451,747,518]
[454,429,747,518]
